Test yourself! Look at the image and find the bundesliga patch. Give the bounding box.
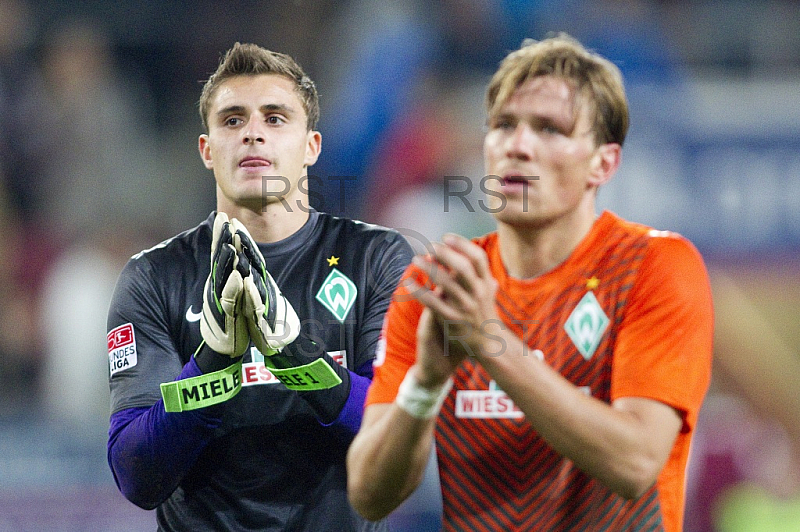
[108,323,137,375]
[315,268,357,322]
[564,291,609,360]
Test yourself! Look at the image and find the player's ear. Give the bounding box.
[304,130,321,168]
[588,142,620,187]
[199,134,214,170]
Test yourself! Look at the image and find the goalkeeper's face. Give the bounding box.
[198,73,322,211]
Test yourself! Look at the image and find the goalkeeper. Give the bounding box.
[106,43,412,531]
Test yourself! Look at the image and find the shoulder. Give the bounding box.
[122,215,212,281]
[317,212,412,252]
[604,212,709,292]
[318,212,403,238]
[642,230,709,291]
[603,211,703,261]
[133,216,210,260]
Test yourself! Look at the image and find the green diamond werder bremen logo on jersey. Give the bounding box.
[564,291,609,360]
[315,268,357,322]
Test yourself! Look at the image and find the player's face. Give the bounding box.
[199,74,321,211]
[482,75,618,228]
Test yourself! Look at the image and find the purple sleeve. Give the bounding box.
[107,357,223,510]
[326,361,373,435]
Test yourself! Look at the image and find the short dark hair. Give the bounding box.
[198,42,319,131]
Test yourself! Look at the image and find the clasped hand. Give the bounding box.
[201,212,300,358]
[406,234,501,387]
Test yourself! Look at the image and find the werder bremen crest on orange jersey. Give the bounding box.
[367,211,713,531]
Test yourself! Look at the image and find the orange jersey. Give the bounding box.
[367,211,713,531]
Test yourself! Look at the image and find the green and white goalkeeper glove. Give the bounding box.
[200,212,250,358]
[229,219,349,424]
[230,219,300,356]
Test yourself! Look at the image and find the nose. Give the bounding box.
[506,124,535,161]
[242,120,266,145]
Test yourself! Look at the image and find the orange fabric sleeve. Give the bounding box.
[611,232,714,432]
[365,265,427,405]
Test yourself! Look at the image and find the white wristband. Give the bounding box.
[395,371,453,420]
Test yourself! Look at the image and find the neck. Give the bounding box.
[217,194,310,244]
[497,208,599,279]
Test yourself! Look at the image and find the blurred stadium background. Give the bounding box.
[1,1,799,530]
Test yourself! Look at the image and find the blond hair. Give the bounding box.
[486,34,629,146]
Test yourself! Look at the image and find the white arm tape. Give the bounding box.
[395,371,453,420]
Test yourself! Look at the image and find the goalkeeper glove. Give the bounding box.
[200,212,250,358]
[232,219,351,424]
[230,218,300,356]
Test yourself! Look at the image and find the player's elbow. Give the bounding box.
[615,477,655,501]
[109,457,168,510]
[115,471,168,510]
[610,458,661,500]
[124,490,162,511]
[347,473,396,521]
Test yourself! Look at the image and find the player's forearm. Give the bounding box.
[347,403,435,521]
[478,330,674,499]
[319,363,371,437]
[108,358,223,509]
[266,335,357,425]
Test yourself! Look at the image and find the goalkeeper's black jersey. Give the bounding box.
[107,210,412,531]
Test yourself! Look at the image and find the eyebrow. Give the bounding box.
[216,103,297,118]
[216,105,245,118]
[261,103,295,115]
[491,110,575,131]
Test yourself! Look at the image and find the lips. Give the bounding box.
[502,173,537,185]
[239,156,271,168]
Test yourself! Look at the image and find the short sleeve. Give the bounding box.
[365,265,426,405]
[611,233,714,432]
